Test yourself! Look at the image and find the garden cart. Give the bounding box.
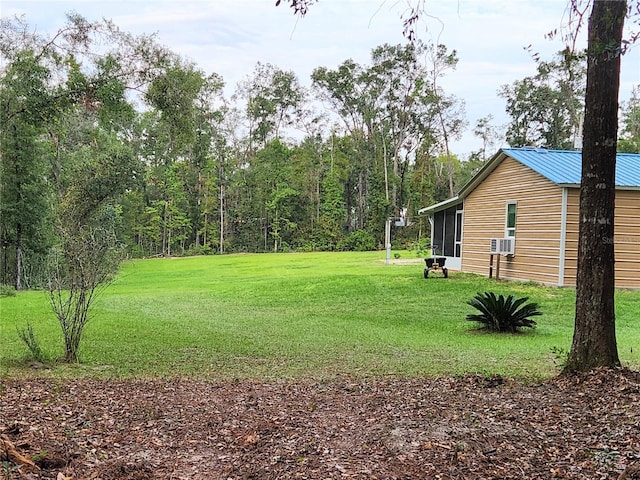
[424,257,448,278]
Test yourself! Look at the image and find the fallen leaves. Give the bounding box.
[1,367,639,479]
[1,435,40,472]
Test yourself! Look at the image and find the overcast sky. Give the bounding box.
[2,0,639,156]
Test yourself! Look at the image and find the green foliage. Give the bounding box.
[0,285,17,297]
[409,238,431,257]
[466,292,542,333]
[619,85,640,153]
[0,50,56,289]
[550,346,568,368]
[499,49,586,149]
[3,14,637,285]
[337,230,377,251]
[16,322,48,363]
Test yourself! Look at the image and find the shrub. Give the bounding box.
[466,292,541,333]
[0,284,17,297]
[337,230,376,251]
[409,238,431,257]
[17,322,48,363]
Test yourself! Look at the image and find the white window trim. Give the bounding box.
[505,201,517,238]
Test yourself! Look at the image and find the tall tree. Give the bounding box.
[235,62,306,149]
[618,85,640,152]
[0,51,54,289]
[0,13,175,283]
[499,49,586,149]
[472,115,502,162]
[566,0,627,371]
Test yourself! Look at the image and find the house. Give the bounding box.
[418,147,640,288]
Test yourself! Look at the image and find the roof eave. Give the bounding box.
[417,196,461,215]
[557,183,640,190]
[456,149,509,198]
[417,149,509,215]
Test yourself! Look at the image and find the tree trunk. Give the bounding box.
[565,0,625,372]
[219,182,225,254]
[357,170,366,230]
[15,223,22,291]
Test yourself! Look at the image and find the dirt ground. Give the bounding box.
[2,368,640,479]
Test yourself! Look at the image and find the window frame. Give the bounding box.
[505,201,517,238]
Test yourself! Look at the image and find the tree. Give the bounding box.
[499,49,586,149]
[0,49,57,290]
[235,62,306,149]
[471,115,502,162]
[565,0,627,371]
[1,13,179,361]
[49,217,123,363]
[312,42,464,240]
[618,85,640,152]
[50,123,137,362]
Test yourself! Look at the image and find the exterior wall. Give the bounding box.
[461,157,564,285]
[613,190,640,289]
[460,159,640,288]
[561,188,640,288]
[561,188,580,286]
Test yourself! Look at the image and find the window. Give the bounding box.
[506,202,517,237]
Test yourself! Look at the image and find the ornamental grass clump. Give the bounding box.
[466,292,541,333]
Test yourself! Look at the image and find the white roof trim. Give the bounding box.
[418,196,460,215]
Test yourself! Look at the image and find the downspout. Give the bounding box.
[558,187,568,287]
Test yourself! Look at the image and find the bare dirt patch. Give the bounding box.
[2,368,640,479]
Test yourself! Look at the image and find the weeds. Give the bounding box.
[17,322,48,363]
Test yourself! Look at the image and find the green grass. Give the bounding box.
[1,251,639,380]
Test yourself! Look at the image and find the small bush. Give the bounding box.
[550,346,568,368]
[337,230,376,251]
[17,322,48,363]
[409,238,431,257]
[466,292,541,333]
[0,284,16,297]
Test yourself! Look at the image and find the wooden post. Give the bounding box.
[496,254,501,280]
[489,254,494,278]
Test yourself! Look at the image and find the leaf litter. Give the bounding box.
[1,367,640,479]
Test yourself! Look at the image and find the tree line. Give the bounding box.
[1,13,638,290]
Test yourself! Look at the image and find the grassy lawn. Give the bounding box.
[1,251,639,380]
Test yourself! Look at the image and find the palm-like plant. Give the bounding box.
[466,292,541,333]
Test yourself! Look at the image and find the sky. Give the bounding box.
[2,0,639,156]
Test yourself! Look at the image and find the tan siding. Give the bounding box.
[562,189,580,287]
[560,188,640,288]
[456,155,640,288]
[461,157,563,285]
[614,190,640,288]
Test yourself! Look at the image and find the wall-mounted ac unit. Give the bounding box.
[489,237,515,255]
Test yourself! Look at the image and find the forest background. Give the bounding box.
[1,11,639,290]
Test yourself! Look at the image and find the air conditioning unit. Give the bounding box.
[489,237,515,255]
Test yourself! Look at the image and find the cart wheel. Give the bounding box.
[424,268,429,279]
[443,268,449,278]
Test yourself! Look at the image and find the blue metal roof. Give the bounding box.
[503,148,640,188]
[422,147,640,214]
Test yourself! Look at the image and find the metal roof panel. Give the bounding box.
[420,148,640,214]
[503,148,640,187]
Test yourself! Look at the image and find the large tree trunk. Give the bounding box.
[565,0,626,372]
